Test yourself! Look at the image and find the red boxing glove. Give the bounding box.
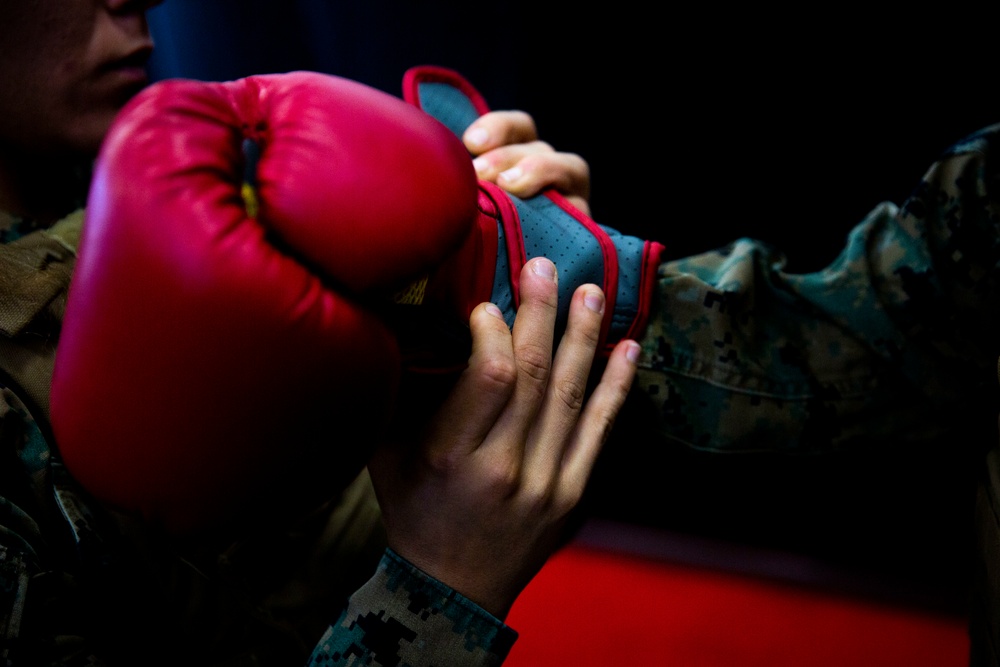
[50,71,478,536]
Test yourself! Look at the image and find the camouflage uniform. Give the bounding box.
[8,118,999,666]
[0,210,515,665]
[633,122,1000,664]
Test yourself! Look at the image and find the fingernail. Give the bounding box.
[498,166,522,184]
[626,341,640,363]
[485,303,504,319]
[532,257,556,280]
[466,126,489,149]
[472,156,489,175]
[584,291,604,314]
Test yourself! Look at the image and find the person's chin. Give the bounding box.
[67,112,122,158]
[85,66,150,114]
[74,79,149,152]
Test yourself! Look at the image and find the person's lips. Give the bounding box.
[100,43,154,87]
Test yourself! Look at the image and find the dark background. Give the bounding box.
[146,1,998,613]
[147,2,998,270]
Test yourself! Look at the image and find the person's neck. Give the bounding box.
[0,145,91,228]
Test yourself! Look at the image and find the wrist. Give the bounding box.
[385,547,516,622]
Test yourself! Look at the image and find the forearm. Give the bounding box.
[635,122,1000,453]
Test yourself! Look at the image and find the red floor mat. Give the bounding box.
[505,543,969,667]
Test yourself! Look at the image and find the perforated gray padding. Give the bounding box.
[507,194,604,337]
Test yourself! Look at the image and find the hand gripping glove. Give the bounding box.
[392,66,666,371]
[50,71,479,536]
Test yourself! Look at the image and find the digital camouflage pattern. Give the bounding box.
[307,549,515,666]
[0,210,514,666]
[635,122,1000,665]
[4,119,1000,665]
[637,123,1000,455]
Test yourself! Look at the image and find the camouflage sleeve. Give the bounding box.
[0,386,105,667]
[306,549,517,666]
[636,122,1000,453]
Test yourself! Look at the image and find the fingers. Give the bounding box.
[558,336,638,504]
[464,111,592,216]
[420,301,516,462]
[482,257,560,455]
[522,283,605,478]
[463,110,538,153]
[421,256,562,464]
[370,257,639,620]
[480,148,592,216]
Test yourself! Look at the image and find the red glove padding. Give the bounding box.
[50,71,478,536]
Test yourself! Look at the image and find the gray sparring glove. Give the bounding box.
[392,65,665,371]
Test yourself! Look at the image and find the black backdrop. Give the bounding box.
[146,1,999,613]
[147,2,998,270]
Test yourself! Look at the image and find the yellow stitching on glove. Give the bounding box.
[393,276,427,305]
[241,182,259,219]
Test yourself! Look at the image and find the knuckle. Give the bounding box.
[560,317,601,356]
[483,452,521,495]
[510,110,538,137]
[553,375,587,412]
[514,152,543,174]
[589,409,617,450]
[551,488,582,519]
[569,153,589,173]
[424,446,463,474]
[475,355,519,395]
[521,482,555,515]
[474,152,497,170]
[571,313,603,347]
[516,342,551,384]
[600,371,634,413]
